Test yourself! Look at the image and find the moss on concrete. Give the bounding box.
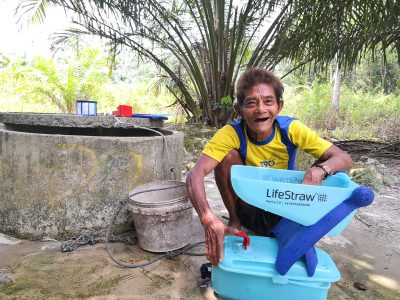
[86,275,127,296]
[0,251,121,299]
[140,269,174,294]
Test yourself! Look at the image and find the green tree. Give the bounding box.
[17,0,399,126]
[344,51,400,95]
[275,0,399,71]
[18,48,110,113]
[17,0,299,126]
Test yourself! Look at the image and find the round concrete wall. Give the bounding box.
[0,128,183,240]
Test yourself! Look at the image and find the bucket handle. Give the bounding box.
[234,230,250,250]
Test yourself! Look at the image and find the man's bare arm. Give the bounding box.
[303,145,353,185]
[186,154,237,266]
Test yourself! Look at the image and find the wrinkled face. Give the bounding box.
[240,83,283,141]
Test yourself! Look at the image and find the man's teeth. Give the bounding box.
[255,118,268,122]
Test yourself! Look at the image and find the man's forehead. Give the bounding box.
[245,84,276,98]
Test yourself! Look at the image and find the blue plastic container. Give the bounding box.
[76,100,97,116]
[231,166,358,235]
[212,236,340,300]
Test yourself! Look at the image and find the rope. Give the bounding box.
[61,233,136,253]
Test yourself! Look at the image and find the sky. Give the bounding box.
[0,0,71,58]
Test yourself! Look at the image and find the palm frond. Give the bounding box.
[16,0,52,28]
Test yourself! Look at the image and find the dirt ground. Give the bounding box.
[1,144,400,299]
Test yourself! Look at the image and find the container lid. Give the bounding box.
[218,236,340,283]
[127,181,192,215]
[76,100,97,103]
[132,114,169,120]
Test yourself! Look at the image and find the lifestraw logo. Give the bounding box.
[266,188,328,202]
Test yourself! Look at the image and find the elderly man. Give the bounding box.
[186,68,353,266]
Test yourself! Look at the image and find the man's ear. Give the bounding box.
[278,100,284,113]
[233,99,242,116]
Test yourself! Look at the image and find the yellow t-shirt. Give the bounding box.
[202,116,332,169]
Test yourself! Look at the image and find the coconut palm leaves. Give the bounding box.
[18,0,290,126]
[272,0,400,70]
[16,0,52,27]
[19,48,109,113]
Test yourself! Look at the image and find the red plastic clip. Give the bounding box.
[234,230,250,250]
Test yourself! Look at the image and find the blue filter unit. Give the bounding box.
[76,100,97,116]
[211,236,340,300]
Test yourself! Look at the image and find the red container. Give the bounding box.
[118,105,132,117]
[112,105,133,117]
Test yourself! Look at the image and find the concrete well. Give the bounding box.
[0,113,184,240]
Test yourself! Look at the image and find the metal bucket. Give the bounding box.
[127,181,193,252]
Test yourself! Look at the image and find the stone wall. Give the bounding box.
[0,128,183,240]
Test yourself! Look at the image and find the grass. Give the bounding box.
[283,81,400,141]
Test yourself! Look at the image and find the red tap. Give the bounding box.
[234,230,250,249]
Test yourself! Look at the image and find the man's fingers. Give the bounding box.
[210,241,217,266]
[203,217,228,266]
[216,233,224,264]
[205,231,218,266]
[225,225,239,236]
[205,235,210,260]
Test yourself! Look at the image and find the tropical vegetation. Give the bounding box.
[14,0,399,127]
[0,0,397,137]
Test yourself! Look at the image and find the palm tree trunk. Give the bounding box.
[332,57,340,110]
[328,54,341,130]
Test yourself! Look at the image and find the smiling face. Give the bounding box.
[240,83,283,141]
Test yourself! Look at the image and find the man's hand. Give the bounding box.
[302,166,326,185]
[186,155,239,266]
[302,144,353,186]
[202,214,238,266]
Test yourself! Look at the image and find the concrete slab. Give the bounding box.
[0,172,399,299]
[0,112,164,129]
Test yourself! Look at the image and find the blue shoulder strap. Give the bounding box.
[230,116,298,169]
[230,119,247,163]
[275,116,298,170]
